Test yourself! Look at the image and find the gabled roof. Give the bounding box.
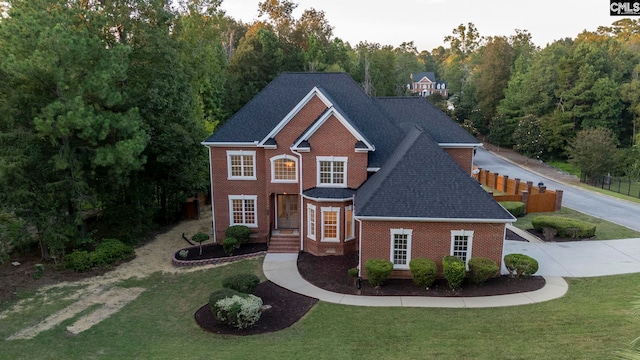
[411,72,437,82]
[375,97,481,146]
[355,126,514,222]
[204,72,404,167]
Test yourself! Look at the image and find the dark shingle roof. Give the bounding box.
[375,97,480,145]
[205,72,404,167]
[355,126,514,221]
[303,187,357,200]
[411,72,436,82]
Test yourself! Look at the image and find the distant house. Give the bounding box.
[409,72,448,98]
[202,72,513,279]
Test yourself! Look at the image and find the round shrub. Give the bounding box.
[222,237,238,255]
[222,273,260,294]
[504,253,539,278]
[63,250,93,272]
[531,216,596,238]
[364,258,393,287]
[442,256,466,289]
[215,294,263,329]
[225,225,252,245]
[468,257,499,284]
[347,267,359,278]
[409,258,437,288]
[209,288,247,314]
[499,201,526,217]
[92,239,135,266]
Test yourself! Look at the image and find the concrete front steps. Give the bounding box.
[268,234,299,253]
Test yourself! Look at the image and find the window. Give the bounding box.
[228,195,258,227]
[271,155,297,183]
[390,229,412,269]
[345,205,354,240]
[227,151,256,180]
[317,156,347,187]
[321,207,340,242]
[307,204,316,240]
[450,230,474,267]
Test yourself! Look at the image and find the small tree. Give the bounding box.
[192,232,210,255]
[567,127,619,180]
[512,114,547,159]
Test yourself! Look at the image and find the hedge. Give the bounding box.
[531,216,596,238]
[209,288,247,314]
[504,253,539,278]
[442,256,466,289]
[468,257,499,284]
[223,237,238,255]
[499,201,526,217]
[409,258,437,288]
[225,225,252,245]
[63,239,134,272]
[222,273,260,294]
[215,295,263,329]
[364,258,393,287]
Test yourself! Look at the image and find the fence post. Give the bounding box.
[493,172,499,190]
[502,175,509,193]
[526,181,533,194]
[554,190,563,212]
[521,191,529,215]
[514,178,520,195]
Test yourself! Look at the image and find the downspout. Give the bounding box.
[356,217,363,278]
[500,224,508,275]
[291,149,304,252]
[206,145,217,244]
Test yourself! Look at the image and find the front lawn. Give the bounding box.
[2,258,640,359]
[513,207,640,240]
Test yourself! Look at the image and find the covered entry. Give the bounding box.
[276,194,299,229]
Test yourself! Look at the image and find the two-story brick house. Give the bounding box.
[203,72,513,279]
[409,72,448,97]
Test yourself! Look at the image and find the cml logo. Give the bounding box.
[611,1,640,15]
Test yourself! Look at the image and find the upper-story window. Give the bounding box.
[227,150,256,180]
[317,156,347,187]
[270,154,298,183]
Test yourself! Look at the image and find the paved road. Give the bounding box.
[474,148,640,232]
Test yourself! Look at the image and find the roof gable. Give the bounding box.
[291,107,374,152]
[412,72,437,82]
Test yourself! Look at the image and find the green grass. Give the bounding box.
[2,258,640,359]
[546,160,581,176]
[513,207,640,240]
[576,182,640,205]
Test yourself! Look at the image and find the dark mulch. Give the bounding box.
[195,281,317,336]
[506,228,528,242]
[297,252,545,297]
[176,243,267,261]
[526,229,593,242]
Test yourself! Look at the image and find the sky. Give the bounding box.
[221,0,619,51]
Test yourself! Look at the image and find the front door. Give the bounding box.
[276,194,299,229]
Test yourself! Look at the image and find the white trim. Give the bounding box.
[301,194,353,202]
[438,143,482,148]
[321,206,340,242]
[226,150,256,180]
[390,228,412,270]
[345,205,355,241]
[354,216,515,223]
[356,218,363,277]
[291,149,305,251]
[316,156,348,188]
[270,154,298,183]
[259,87,333,146]
[450,230,474,268]
[366,167,381,172]
[207,147,216,243]
[228,195,258,228]
[202,141,258,147]
[307,204,316,240]
[291,108,375,151]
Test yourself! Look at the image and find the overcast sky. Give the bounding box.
[221,0,619,51]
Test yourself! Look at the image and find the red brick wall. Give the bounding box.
[359,220,505,279]
[302,198,358,256]
[443,147,474,175]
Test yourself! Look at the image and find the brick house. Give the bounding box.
[202,72,514,279]
[409,72,448,98]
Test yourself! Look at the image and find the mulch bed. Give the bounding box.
[297,252,545,297]
[176,243,267,261]
[505,228,529,242]
[194,281,317,336]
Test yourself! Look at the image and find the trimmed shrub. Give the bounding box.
[468,257,499,284]
[364,258,393,287]
[63,251,93,272]
[442,256,466,289]
[225,225,251,245]
[504,253,539,278]
[209,288,247,314]
[499,201,526,217]
[409,258,437,288]
[92,239,135,266]
[223,237,238,256]
[531,216,596,238]
[347,267,359,278]
[215,294,263,329]
[192,232,210,255]
[222,273,260,294]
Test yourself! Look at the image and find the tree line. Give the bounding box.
[1,0,638,262]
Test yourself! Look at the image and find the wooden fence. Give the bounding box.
[474,167,563,213]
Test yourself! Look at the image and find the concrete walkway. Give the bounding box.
[263,253,569,308]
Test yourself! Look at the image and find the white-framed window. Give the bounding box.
[450,230,474,267]
[307,204,316,240]
[390,229,412,270]
[321,207,340,242]
[316,156,347,187]
[344,205,355,241]
[228,195,258,228]
[227,150,256,180]
[270,154,297,183]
